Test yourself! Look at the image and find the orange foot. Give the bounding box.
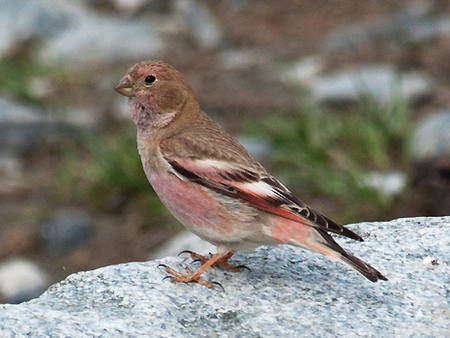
[179,250,250,272]
[158,264,220,288]
[158,251,242,288]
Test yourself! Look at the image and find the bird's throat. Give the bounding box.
[129,99,176,129]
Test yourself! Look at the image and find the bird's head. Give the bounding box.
[115,60,198,129]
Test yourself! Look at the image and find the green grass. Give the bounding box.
[58,127,167,217]
[244,93,412,222]
[0,49,94,106]
[0,55,49,104]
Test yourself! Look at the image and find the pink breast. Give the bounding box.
[149,173,231,235]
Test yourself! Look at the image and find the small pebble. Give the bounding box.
[422,256,439,267]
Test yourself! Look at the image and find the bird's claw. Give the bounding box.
[236,264,251,272]
[211,281,225,291]
[178,250,194,257]
[157,251,244,288]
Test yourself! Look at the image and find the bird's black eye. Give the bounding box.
[144,75,156,85]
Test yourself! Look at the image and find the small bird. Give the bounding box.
[115,60,387,288]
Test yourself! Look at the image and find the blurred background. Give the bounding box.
[0,0,449,303]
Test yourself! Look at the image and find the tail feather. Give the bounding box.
[309,229,387,282]
[339,251,388,282]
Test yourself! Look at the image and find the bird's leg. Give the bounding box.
[215,251,243,272]
[160,253,227,288]
[180,250,249,272]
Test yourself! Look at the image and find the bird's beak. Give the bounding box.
[115,75,134,97]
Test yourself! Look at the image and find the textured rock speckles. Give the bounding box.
[0,217,448,337]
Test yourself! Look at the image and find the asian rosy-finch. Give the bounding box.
[115,60,387,288]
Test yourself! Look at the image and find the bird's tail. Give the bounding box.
[337,247,388,282]
[290,228,387,282]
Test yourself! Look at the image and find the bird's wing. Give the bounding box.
[160,150,363,242]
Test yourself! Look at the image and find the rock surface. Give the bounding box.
[0,97,52,151]
[0,217,448,337]
[309,65,431,104]
[364,170,406,196]
[0,97,82,152]
[40,210,93,255]
[176,0,223,49]
[0,258,49,304]
[0,151,23,194]
[412,110,450,159]
[0,0,79,56]
[321,1,435,50]
[40,16,164,67]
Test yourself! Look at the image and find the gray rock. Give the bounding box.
[322,1,434,51]
[112,0,146,13]
[0,217,448,336]
[111,0,172,15]
[218,48,268,70]
[2,0,165,65]
[0,97,81,152]
[176,0,223,49]
[59,107,100,128]
[0,151,23,194]
[40,16,164,67]
[0,0,83,56]
[0,258,49,304]
[364,171,406,196]
[310,65,431,104]
[28,77,54,100]
[0,97,51,125]
[412,111,450,159]
[40,210,93,255]
[0,97,51,151]
[409,15,450,42]
[282,56,324,85]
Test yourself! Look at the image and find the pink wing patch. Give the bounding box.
[167,158,311,225]
[166,157,363,241]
